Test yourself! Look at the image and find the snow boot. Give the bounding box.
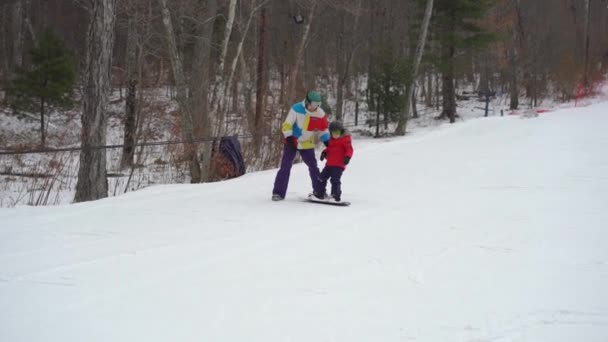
[313,191,328,200]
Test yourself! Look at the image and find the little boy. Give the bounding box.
[318,121,354,202]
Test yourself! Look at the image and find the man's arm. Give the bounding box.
[281,108,297,138]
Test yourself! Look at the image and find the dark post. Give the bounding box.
[484,94,490,117]
[375,95,380,138]
[254,6,267,146]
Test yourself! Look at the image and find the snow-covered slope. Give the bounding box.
[1,103,607,342]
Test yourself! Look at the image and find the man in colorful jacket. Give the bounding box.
[272,91,330,201]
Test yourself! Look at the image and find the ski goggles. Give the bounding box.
[307,101,321,109]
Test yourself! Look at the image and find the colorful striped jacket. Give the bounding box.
[281,101,330,150]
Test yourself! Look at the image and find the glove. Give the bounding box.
[284,136,298,149]
[343,156,351,165]
[320,150,327,161]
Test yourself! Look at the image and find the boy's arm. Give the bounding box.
[344,135,354,158]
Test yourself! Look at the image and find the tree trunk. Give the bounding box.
[411,87,418,118]
[435,72,440,109]
[240,51,255,127]
[222,0,265,136]
[11,1,24,75]
[335,0,362,122]
[189,0,218,183]
[218,0,237,74]
[121,15,138,169]
[367,0,376,110]
[158,0,201,183]
[509,45,519,110]
[40,96,45,147]
[375,95,380,138]
[510,72,519,110]
[383,85,389,130]
[336,77,345,120]
[231,75,238,113]
[440,53,456,123]
[437,48,457,122]
[74,0,116,203]
[287,1,317,103]
[479,53,491,93]
[509,0,526,110]
[254,5,267,147]
[396,0,434,135]
[0,9,8,83]
[192,0,218,128]
[209,0,238,112]
[420,71,427,105]
[279,62,285,109]
[23,0,36,47]
[335,11,346,121]
[437,20,456,123]
[583,0,591,87]
[426,67,433,107]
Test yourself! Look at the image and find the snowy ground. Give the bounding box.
[1,100,607,341]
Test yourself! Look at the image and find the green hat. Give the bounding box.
[305,90,322,104]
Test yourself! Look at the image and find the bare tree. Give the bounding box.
[158,0,202,182]
[335,0,363,121]
[254,4,267,146]
[286,0,317,103]
[583,0,591,87]
[224,0,268,135]
[11,1,24,72]
[209,0,238,113]
[5,0,35,77]
[218,0,238,74]
[395,0,434,135]
[438,35,457,122]
[190,0,218,182]
[120,7,138,169]
[74,0,116,203]
[509,0,524,109]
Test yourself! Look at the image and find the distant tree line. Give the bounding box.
[1,0,607,202]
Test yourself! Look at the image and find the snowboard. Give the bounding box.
[305,193,351,206]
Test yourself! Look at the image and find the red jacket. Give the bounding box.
[323,134,354,169]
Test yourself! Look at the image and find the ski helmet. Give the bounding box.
[329,121,344,133]
[305,91,322,106]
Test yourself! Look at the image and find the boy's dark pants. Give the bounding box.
[319,166,344,200]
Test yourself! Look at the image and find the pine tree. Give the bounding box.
[368,44,410,137]
[433,0,495,123]
[8,30,76,147]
